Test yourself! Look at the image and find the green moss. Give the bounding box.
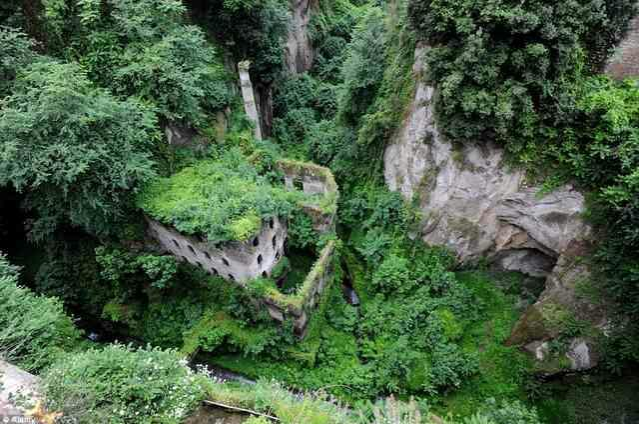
[438,271,532,417]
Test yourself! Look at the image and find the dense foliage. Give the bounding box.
[407,0,636,155]
[0,254,81,371]
[0,43,157,239]
[37,0,234,128]
[138,146,306,243]
[41,344,207,423]
[2,0,638,422]
[407,0,639,337]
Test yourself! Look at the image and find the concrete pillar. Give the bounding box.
[238,61,263,140]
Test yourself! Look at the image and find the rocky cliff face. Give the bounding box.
[384,43,606,372]
[285,0,315,74]
[384,44,589,271]
[606,14,639,79]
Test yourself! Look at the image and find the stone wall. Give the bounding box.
[277,159,338,234]
[145,160,339,337]
[147,216,287,284]
[606,14,639,79]
[262,240,336,336]
[238,61,263,140]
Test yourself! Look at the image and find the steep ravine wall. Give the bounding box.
[384,43,606,372]
[606,14,639,79]
[285,0,316,74]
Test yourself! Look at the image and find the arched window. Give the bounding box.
[257,254,263,265]
[222,258,229,266]
[211,268,218,275]
[188,245,196,254]
[173,240,180,248]
[262,271,268,278]
[228,274,235,281]
[204,251,211,260]
[253,237,259,247]
[272,235,277,248]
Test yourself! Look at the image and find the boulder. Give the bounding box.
[0,360,40,416]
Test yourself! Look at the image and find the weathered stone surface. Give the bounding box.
[285,0,315,74]
[384,44,589,271]
[507,240,608,372]
[385,44,605,372]
[496,188,589,258]
[0,360,39,416]
[606,14,639,79]
[238,61,263,140]
[147,216,287,284]
[567,338,598,371]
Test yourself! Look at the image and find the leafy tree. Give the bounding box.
[36,0,233,128]
[338,7,388,125]
[0,60,157,240]
[189,0,289,85]
[407,0,637,155]
[0,27,37,96]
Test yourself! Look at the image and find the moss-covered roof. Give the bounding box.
[137,149,305,244]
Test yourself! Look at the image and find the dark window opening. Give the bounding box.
[173,239,180,248]
[196,261,202,268]
[262,271,268,278]
[204,251,211,260]
[257,254,263,265]
[253,237,259,247]
[269,218,274,229]
[272,235,277,248]
[211,268,218,275]
[275,251,281,260]
[222,258,229,266]
[188,245,196,254]
[181,256,188,262]
[228,274,235,281]
[293,179,304,191]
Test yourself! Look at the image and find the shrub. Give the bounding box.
[41,344,207,424]
[137,148,306,243]
[0,254,82,371]
[407,0,636,153]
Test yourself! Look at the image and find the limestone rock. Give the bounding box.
[285,0,315,74]
[507,240,608,373]
[496,188,589,257]
[384,43,605,372]
[0,360,40,416]
[384,44,589,272]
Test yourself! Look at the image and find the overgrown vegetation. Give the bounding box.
[42,344,207,424]
[138,146,306,243]
[1,0,638,422]
[0,253,82,371]
[407,0,639,367]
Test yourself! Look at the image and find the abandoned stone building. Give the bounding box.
[146,215,287,284]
